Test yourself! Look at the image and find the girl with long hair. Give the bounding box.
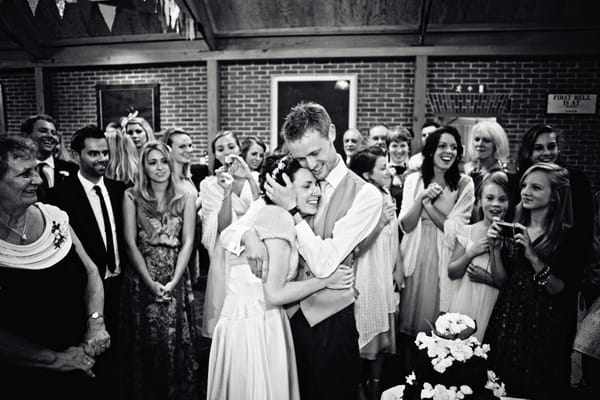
[485,163,581,399]
[105,129,138,186]
[120,141,199,400]
[240,137,267,182]
[349,146,399,400]
[447,171,511,341]
[516,124,593,269]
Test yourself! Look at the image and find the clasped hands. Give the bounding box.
[421,182,443,206]
[150,280,175,302]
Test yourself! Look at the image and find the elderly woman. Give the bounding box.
[0,136,109,398]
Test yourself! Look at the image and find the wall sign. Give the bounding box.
[546,93,597,114]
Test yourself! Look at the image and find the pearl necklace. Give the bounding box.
[0,210,29,244]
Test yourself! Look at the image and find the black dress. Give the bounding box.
[484,229,582,400]
[0,246,89,398]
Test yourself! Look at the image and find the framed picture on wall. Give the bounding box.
[0,84,6,135]
[96,83,160,131]
[271,74,357,152]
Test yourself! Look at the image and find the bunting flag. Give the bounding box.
[98,3,117,32]
[56,0,66,18]
[27,0,40,15]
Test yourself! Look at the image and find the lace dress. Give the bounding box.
[119,200,199,400]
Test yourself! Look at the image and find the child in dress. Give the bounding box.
[447,171,510,341]
[349,146,399,400]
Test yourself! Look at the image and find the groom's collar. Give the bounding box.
[323,154,346,190]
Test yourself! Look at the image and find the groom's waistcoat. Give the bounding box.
[291,169,365,327]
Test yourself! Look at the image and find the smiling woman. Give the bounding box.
[0,135,110,398]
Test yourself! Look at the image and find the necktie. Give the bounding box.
[93,185,116,274]
[38,162,52,189]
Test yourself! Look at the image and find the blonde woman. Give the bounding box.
[105,129,138,186]
[120,141,199,400]
[124,117,156,154]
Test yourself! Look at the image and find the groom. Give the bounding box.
[222,102,382,399]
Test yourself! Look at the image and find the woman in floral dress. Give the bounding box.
[120,141,199,400]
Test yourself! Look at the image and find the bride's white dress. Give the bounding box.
[207,205,300,400]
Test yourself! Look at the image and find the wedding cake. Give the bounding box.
[392,313,505,400]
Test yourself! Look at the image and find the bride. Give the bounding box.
[207,154,354,400]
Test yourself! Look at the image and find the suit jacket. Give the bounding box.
[37,157,79,203]
[48,176,126,279]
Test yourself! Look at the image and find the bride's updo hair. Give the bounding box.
[260,153,302,205]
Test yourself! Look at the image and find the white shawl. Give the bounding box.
[399,172,474,311]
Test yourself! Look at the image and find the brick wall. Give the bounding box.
[0,69,36,134]
[2,57,599,191]
[48,63,208,157]
[427,57,600,192]
[220,59,415,147]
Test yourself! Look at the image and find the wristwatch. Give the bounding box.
[287,206,299,217]
[88,311,104,321]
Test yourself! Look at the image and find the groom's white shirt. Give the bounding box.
[220,154,382,278]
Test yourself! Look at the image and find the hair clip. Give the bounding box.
[272,156,289,176]
[120,110,140,129]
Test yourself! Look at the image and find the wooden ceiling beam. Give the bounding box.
[1,30,599,69]
[179,0,216,50]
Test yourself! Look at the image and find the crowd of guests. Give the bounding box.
[0,106,598,400]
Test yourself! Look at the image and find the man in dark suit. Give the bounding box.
[21,114,79,202]
[48,125,126,399]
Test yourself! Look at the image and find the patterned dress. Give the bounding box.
[119,199,199,400]
[485,229,581,399]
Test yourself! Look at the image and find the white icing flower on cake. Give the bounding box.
[421,383,473,400]
[485,370,507,397]
[406,372,416,385]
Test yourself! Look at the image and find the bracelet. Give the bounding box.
[533,265,551,285]
[537,275,550,287]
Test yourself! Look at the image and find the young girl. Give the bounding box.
[485,163,580,399]
[447,171,510,341]
[349,146,399,400]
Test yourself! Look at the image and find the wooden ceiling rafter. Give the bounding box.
[179,0,216,50]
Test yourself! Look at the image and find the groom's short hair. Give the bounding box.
[281,102,332,143]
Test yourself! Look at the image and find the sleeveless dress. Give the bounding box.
[0,203,89,398]
[447,224,500,342]
[119,195,199,400]
[207,205,300,400]
[399,185,459,336]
